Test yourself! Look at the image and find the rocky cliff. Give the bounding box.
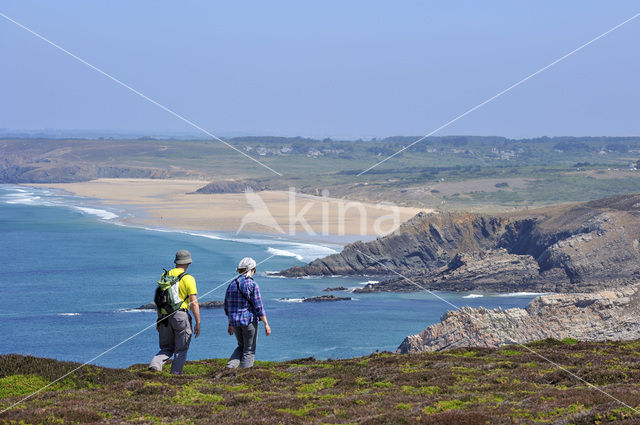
[282,213,511,276]
[280,193,640,293]
[194,179,276,194]
[353,248,554,293]
[0,139,186,183]
[397,284,640,353]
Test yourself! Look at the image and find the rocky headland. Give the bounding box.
[193,179,278,194]
[279,193,640,293]
[0,139,181,183]
[397,285,640,353]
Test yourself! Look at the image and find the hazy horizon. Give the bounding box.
[2,128,640,142]
[2,1,640,140]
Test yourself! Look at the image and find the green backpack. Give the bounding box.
[154,268,189,315]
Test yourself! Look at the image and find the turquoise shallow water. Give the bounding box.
[0,185,541,368]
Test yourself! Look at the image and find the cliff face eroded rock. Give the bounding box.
[397,285,640,353]
[279,194,640,293]
[282,213,511,277]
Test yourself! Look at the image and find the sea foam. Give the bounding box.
[497,292,549,297]
[1,186,120,220]
[179,230,338,262]
[2,186,337,264]
[117,308,153,313]
[267,247,304,261]
[74,206,118,220]
[3,192,41,205]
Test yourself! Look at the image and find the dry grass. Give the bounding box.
[2,339,640,424]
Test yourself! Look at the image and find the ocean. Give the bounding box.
[0,185,542,368]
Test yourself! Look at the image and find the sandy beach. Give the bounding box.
[33,179,426,238]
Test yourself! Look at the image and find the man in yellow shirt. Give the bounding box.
[148,250,201,375]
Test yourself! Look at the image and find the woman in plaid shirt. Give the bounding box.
[224,257,271,368]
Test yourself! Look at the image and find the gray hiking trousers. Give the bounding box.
[227,322,258,368]
[148,309,192,374]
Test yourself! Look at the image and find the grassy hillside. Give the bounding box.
[2,339,640,424]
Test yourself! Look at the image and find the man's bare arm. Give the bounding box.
[260,315,271,336]
[190,294,201,338]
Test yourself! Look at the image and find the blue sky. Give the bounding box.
[1,1,639,139]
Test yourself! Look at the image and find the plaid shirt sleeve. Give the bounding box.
[252,282,265,317]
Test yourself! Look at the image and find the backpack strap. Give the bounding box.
[176,271,191,308]
[235,276,257,313]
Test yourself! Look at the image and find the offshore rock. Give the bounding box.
[136,301,224,310]
[397,285,640,353]
[278,295,352,303]
[303,295,352,302]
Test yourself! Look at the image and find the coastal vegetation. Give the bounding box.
[2,339,640,424]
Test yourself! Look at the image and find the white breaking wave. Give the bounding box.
[179,230,338,263]
[497,292,549,297]
[1,186,120,221]
[359,280,379,285]
[1,187,60,207]
[117,308,153,313]
[262,271,287,278]
[2,186,338,263]
[136,221,337,263]
[277,298,305,303]
[183,231,223,241]
[3,193,41,205]
[267,247,304,261]
[463,294,484,299]
[74,206,118,220]
[58,313,80,316]
[276,243,338,262]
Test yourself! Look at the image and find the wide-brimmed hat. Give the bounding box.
[237,257,256,271]
[174,250,192,265]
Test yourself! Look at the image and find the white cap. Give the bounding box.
[237,257,256,271]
